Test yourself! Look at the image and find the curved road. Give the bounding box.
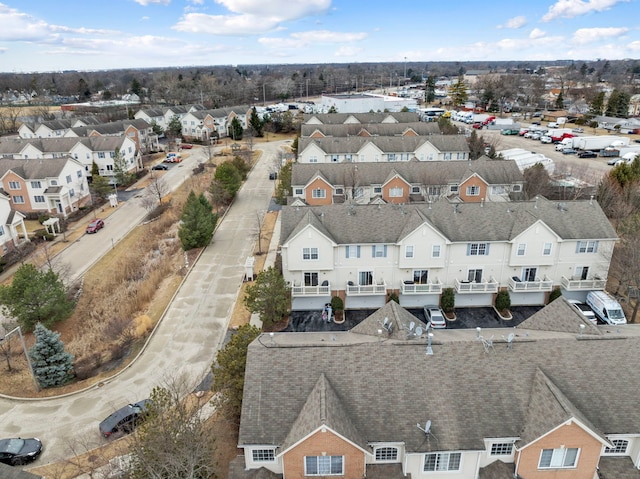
[0,141,284,465]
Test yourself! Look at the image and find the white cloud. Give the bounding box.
[0,3,52,41]
[290,30,367,43]
[542,0,628,22]
[133,0,170,5]
[628,40,640,51]
[334,46,362,57]
[498,16,527,29]
[173,0,331,35]
[529,28,546,39]
[572,26,629,44]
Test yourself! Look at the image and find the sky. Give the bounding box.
[0,0,638,73]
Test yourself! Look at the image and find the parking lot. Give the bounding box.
[286,305,542,332]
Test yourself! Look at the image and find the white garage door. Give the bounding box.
[292,296,331,311]
[400,294,441,308]
[454,293,493,307]
[510,292,546,306]
[346,296,386,310]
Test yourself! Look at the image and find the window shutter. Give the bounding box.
[383,245,388,257]
[345,247,349,258]
[466,244,471,256]
[575,242,581,254]
[593,241,598,253]
[357,245,361,258]
[372,246,376,257]
[485,243,490,255]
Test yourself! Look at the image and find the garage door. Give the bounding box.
[454,293,493,307]
[510,292,545,306]
[346,296,386,310]
[292,296,331,311]
[400,294,440,308]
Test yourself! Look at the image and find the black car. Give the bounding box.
[578,151,597,158]
[99,399,153,438]
[269,172,278,180]
[152,163,169,171]
[0,438,43,466]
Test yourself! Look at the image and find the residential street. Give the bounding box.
[0,141,282,465]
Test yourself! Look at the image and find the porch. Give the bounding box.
[290,281,331,297]
[454,277,499,293]
[560,275,606,291]
[400,279,443,294]
[346,280,387,296]
[508,275,554,292]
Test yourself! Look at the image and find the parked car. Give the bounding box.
[577,151,597,158]
[423,305,446,329]
[99,399,153,438]
[86,218,105,234]
[181,143,193,149]
[572,127,584,133]
[269,172,278,180]
[568,300,597,325]
[562,148,577,154]
[152,163,169,170]
[501,129,518,135]
[0,437,43,466]
[540,136,552,144]
[472,123,483,129]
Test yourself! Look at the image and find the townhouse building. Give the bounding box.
[298,135,470,164]
[0,137,141,182]
[0,193,28,255]
[133,107,165,130]
[0,157,90,217]
[64,118,159,153]
[301,121,440,139]
[235,299,640,479]
[18,116,102,139]
[290,158,524,206]
[303,112,420,125]
[280,197,616,311]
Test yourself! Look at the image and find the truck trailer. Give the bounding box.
[575,135,631,151]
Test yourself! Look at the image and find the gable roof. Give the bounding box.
[517,297,601,336]
[300,122,440,138]
[240,312,640,455]
[0,157,75,180]
[350,301,428,340]
[0,463,43,479]
[303,112,420,125]
[280,197,617,246]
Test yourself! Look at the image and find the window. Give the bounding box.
[389,187,403,197]
[51,180,58,186]
[304,272,319,286]
[413,270,428,284]
[69,188,75,197]
[467,243,489,256]
[605,440,629,454]
[388,153,396,161]
[294,188,303,195]
[373,186,382,194]
[450,184,459,193]
[77,170,82,178]
[309,156,318,163]
[331,155,339,162]
[98,152,106,159]
[12,195,25,204]
[468,269,483,283]
[66,175,72,184]
[345,245,361,258]
[516,243,526,256]
[8,181,20,190]
[491,443,513,455]
[375,447,398,461]
[0,225,4,236]
[522,267,537,282]
[312,189,326,199]
[34,195,45,203]
[334,188,344,195]
[424,452,461,472]
[252,449,275,462]
[106,165,114,171]
[30,181,42,188]
[302,247,319,260]
[576,241,598,253]
[492,185,506,194]
[427,186,441,196]
[411,186,421,194]
[539,448,579,469]
[543,242,552,255]
[512,184,522,192]
[405,245,414,258]
[466,185,480,196]
[304,455,343,476]
[432,244,441,258]
[372,245,388,258]
[354,187,364,198]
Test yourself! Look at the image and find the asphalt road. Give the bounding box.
[0,140,284,466]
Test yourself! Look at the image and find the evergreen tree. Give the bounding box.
[467,130,485,160]
[0,263,74,332]
[89,160,112,200]
[249,107,264,137]
[166,115,182,139]
[555,90,564,110]
[113,148,133,186]
[228,116,243,141]
[244,266,290,327]
[589,92,606,116]
[213,160,242,198]
[450,76,468,107]
[424,75,436,103]
[29,323,74,389]
[275,161,292,205]
[178,191,218,250]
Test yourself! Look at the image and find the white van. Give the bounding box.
[586,291,626,325]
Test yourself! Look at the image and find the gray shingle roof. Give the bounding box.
[350,301,428,340]
[301,122,440,137]
[298,134,469,156]
[280,196,617,246]
[291,158,523,188]
[0,157,71,179]
[303,112,420,124]
[517,297,601,336]
[478,460,515,479]
[0,463,43,479]
[598,457,640,479]
[0,137,127,155]
[240,320,640,454]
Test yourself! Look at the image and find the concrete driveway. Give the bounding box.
[0,141,286,466]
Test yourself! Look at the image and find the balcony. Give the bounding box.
[290,282,331,297]
[346,281,387,296]
[560,276,606,291]
[455,277,499,293]
[508,276,554,292]
[400,279,443,294]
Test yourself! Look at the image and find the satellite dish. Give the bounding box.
[409,321,415,332]
[507,333,515,343]
[415,326,424,336]
[417,419,432,435]
[383,317,389,327]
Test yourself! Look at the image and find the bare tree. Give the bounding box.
[0,320,19,372]
[147,175,170,205]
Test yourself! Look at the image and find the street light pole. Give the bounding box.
[0,326,39,391]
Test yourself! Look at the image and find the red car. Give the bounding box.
[181,143,193,149]
[86,218,105,234]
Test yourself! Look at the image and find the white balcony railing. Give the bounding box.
[290,283,331,297]
[508,276,554,292]
[455,277,499,293]
[560,276,606,291]
[346,281,387,296]
[400,279,443,294]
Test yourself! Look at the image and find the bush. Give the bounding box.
[495,290,511,312]
[388,291,399,303]
[549,287,562,302]
[441,287,455,313]
[330,295,344,312]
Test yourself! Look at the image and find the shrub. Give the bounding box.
[549,287,562,302]
[388,291,399,303]
[330,295,344,312]
[441,287,455,313]
[495,290,511,312]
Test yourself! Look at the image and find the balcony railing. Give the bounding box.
[290,283,331,297]
[508,276,554,292]
[346,281,387,296]
[455,277,499,293]
[560,276,606,291]
[400,279,443,294]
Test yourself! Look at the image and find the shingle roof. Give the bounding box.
[298,134,469,156]
[0,157,72,179]
[517,297,601,336]
[0,136,127,155]
[240,320,640,454]
[350,301,428,340]
[303,112,420,124]
[291,158,523,188]
[598,457,640,479]
[280,197,617,246]
[0,463,43,479]
[478,460,515,479]
[301,122,440,137]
